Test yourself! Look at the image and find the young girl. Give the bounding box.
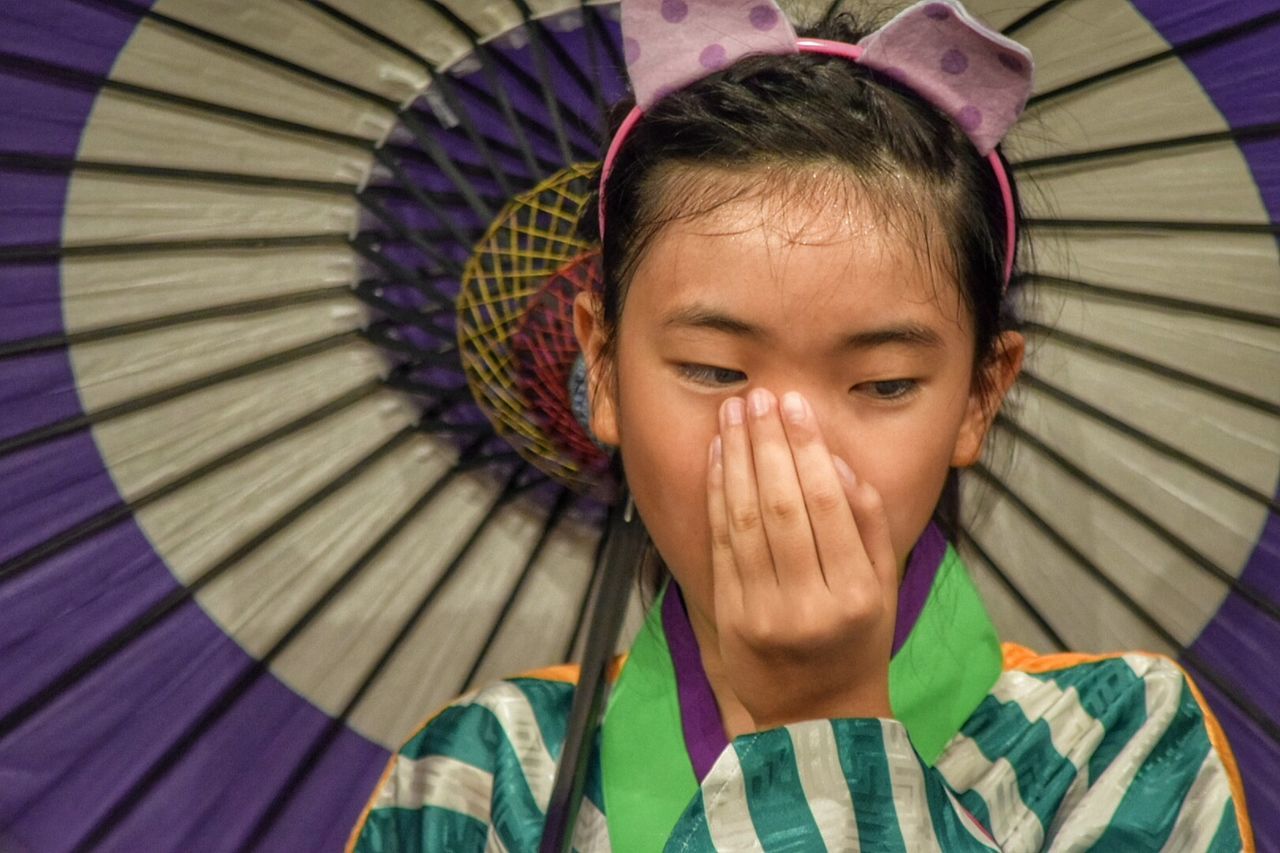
[349,1,1251,849]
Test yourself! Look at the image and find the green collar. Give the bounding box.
[599,540,1003,852]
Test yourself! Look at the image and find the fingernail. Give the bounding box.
[833,456,856,488]
[723,397,744,426]
[781,391,806,424]
[748,388,773,418]
[709,435,722,466]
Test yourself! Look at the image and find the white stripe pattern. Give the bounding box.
[1158,749,1231,853]
[1048,655,1181,852]
[701,745,767,852]
[472,683,558,810]
[485,824,510,853]
[936,735,1038,851]
[882,720,943,853]
[944,787,1001,851]
[572,798,613,852]
[375,753,493,821]
[991,669,1107,849]
[787,720,860,851]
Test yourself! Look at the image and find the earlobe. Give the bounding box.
[572,291,621,447]
[951,331,1026,467]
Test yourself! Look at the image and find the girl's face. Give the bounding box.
[576,181,1022,628]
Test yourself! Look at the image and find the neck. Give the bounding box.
[682,598,758,740]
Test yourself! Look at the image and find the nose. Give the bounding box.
[754,382,838,433]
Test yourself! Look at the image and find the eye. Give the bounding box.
[678,363,747,386]
[855,379,918,400]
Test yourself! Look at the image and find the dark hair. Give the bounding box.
[584,10,1026,578]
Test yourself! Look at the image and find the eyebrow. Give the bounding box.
[660,304,946,351]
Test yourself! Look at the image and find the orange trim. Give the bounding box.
[1001,643,1254,852]
[516,653,628,685]
[345,654,631,850]
[345,742,402,853]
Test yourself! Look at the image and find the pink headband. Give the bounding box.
[598,0,1034,289]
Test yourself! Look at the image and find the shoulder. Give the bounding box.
[345,665,584,853]
[934,644,1252,852]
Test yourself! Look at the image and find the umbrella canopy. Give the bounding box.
[0,0,1276,850]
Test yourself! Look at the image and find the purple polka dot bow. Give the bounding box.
[621,0,1034,156]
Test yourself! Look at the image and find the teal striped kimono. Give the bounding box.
[349,530,1252,851]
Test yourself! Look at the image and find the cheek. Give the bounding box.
[832,398,968,568]
[614,355,720,595]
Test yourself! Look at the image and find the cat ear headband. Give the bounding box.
[599,0,1035,289]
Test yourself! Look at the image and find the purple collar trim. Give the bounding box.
[662,521,948,782]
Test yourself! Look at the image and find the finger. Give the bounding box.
[779,391,866,591]
[837,462,898,600]
[720,396,776,593]
[706,434,743,614]
[744,388,822,589]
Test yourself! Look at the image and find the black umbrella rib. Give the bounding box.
[999,0,1073,37]
[461,485,577,693]
[71,432,491,853]
[1025,218,1278,236]
[0,152,357,195]
[372,148,480,250]
[536,5,614,127]
[583,3,625,87]
[0,234,348,263]
[509,0,608,157]
[77,0,400,108]
[510,2,580,166]
[0,379,392,598]
[0,154,483,279]
[76,0,557,186]
[394,109,499,222]
[0,287,353,360]
[352,282,458,336]
[347,235,462,301]
[418,1,596,158]
[61,427,419,850]
[292,0,524,198]
[1022,273,1280,329]
[953,524,1070,652]
[356,191,467,277]
[967,463,1280,749]
[242,462,541,849]
[298,0,577,175]
[1023,322,1280,418]
[1026,11,1280,110]
[0,47,519,216]
[1018,370,1279,514]
[0,331,357,465]
[574,3,616,134]
[112,0,563,185]
[413,2,550,180]
[994,414,1280,625]
[563,512,616,663]
[0,52,372,149]
[1010,123,1280,172]
[0,386,398,738]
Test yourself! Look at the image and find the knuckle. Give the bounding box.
[807,486,844,515]
[764,495,802,523]
[729,504,763,533]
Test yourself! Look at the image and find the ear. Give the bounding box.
[951,331,1025,467]
[572,290,621,447]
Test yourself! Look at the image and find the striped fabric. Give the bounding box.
[348,646,1250,852]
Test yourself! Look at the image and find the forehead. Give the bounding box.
[625,180,970,338]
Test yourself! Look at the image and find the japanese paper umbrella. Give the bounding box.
[0,0,1276,850]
